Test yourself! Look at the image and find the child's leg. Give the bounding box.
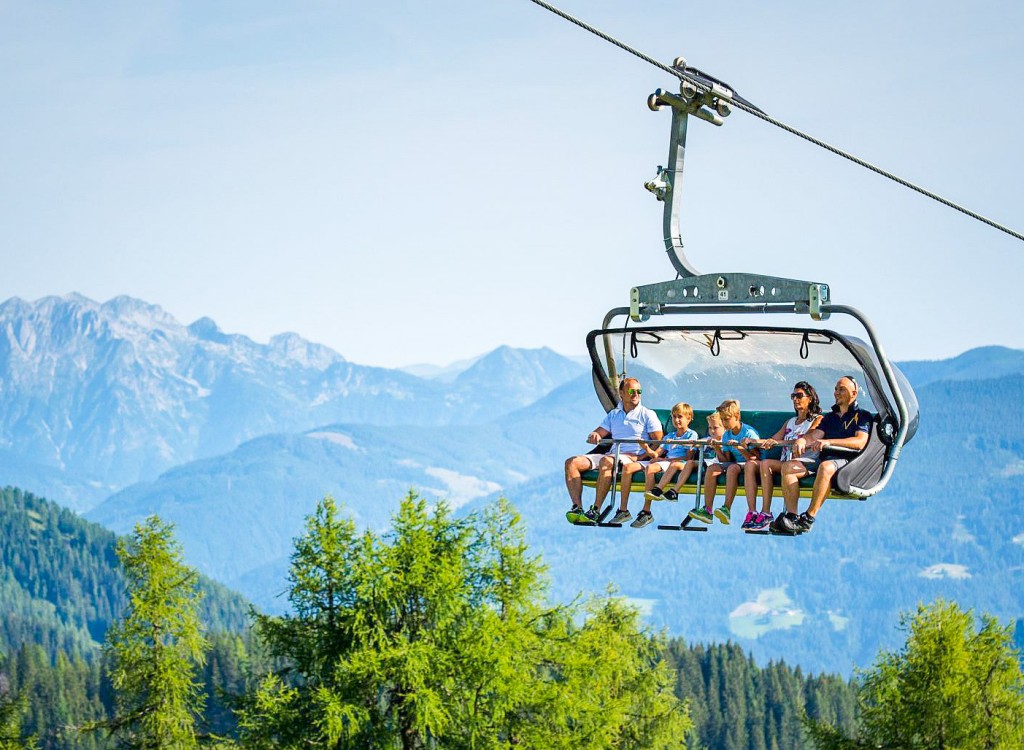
[641,463,662,513]
[702,463,724,511]
[659,463,680,488]
[759,459,781,513]
[724,463,744,510]
[743,459,761,512]
[672,460,698,491]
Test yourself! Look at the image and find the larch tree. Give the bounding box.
[240,493,691,750]
[101,516,208,750]
[807,599,1024,750]
[0,675,35,750]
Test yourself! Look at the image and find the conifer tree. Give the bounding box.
[807,599,1024,750]
[101,516,208,749]
[241,493,691,749]
[0,674,36,750]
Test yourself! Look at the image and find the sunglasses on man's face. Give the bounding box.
[627,388,642,396]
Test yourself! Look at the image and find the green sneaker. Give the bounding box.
[566,506,586,524]
[714,505,731,525]
[688,506,713,524]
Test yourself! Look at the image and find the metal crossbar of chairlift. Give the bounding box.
[592,437,860,532]
[593,437,710,531]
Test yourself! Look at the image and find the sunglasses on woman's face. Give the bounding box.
[790,392,807,399]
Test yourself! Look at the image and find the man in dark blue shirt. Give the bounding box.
[772,376,872,534]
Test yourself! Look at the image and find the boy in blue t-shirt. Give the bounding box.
[624,403,699,528]
[688,399,760,525]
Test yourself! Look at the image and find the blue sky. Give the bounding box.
[1,1,1021,368]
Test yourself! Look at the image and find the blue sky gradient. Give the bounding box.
[1,1,1021,367]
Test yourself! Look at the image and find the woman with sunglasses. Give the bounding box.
[742,381,823,532]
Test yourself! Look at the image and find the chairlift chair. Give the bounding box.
[577,64,919,525]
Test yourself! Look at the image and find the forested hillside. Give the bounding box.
[669,641,857,750]
[0,486,861,749]
[0,486,250,662]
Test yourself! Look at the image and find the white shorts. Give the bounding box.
[580,452,644,471]
[650,458,692,471]
[712,461,745,470]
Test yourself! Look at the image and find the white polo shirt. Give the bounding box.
[599,402,662,455]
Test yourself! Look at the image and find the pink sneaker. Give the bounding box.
[741,511,757,529]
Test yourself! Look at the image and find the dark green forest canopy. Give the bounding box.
[0,486,250,662]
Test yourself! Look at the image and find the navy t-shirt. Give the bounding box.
[817,403,872,460]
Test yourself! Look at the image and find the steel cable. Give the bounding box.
[525,0,1024,243]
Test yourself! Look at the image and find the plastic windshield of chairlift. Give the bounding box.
[586,326,918,443]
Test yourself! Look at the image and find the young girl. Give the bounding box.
[626,403,698,528]
[744,381,823,532]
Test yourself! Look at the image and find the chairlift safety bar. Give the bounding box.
[599,302,911,499]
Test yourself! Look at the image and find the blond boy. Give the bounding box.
[623,403,698,527]
[688,400,760,525]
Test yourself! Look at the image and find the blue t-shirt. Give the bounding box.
[599,403,662,455]
[663,428,698,460]
[718,423,760,462]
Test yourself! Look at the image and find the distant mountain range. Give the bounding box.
[897,346,1024,387]
[0,295,584,510]
[87,374,597,607]
[2,293,1022,676]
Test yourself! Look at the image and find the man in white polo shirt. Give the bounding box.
[564,377,663,525]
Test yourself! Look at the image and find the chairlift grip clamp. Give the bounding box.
[630,287,654,322]
[809,283,831,321]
